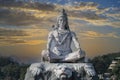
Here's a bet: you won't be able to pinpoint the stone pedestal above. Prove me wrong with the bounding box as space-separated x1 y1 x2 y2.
24 62 98 80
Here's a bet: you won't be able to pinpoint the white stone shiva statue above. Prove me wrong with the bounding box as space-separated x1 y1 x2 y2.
24 9 99 80
41 9 86 63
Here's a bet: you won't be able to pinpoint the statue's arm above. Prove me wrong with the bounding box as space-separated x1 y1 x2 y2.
47 32 53 51
71 32 81 50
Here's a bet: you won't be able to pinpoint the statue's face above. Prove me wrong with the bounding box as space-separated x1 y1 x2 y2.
58 16 66 29
54 65 72 79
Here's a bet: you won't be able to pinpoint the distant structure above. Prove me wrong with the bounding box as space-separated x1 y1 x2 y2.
100 57 120 80
108 57 120 71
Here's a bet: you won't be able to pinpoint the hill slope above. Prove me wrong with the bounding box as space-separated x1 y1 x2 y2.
0 52 120 79
92 52 120 74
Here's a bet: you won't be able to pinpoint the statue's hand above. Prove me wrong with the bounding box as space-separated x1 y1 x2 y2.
53 47 62 56
78 48 86 58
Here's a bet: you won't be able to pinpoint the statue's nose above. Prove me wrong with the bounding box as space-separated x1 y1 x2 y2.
61 68 66 72
61 21 64 24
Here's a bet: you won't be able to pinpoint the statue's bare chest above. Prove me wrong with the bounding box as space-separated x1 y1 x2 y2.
52 30 72 45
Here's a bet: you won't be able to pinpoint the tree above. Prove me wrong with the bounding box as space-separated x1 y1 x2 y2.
19 65 29 80
0 57 17 67
92 56 110 74
1 64 20 79
92 52 120 74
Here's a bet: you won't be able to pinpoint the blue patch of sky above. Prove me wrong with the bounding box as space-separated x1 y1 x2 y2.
0 24 17 29
19 0 120 8
91 26 120 35
73 19 114 33
77 24 120 35
71 19 120 35
73 19 88 24
49 0 120 8
80 0 120 7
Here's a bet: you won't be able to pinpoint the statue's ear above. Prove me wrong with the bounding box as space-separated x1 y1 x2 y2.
52 25 56 30
52 25 57 30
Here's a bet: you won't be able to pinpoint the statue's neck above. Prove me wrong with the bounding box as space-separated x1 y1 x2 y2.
58 28 66 31
58 28 68 34
58 27 65 30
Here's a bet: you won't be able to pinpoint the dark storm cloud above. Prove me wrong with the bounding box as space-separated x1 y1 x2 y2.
0 2 56 26
0 28 29 44
0 1 55 11
63 2 107 21
0 7 39 26
30 2 55 11
69 10 106 20
0 37 26 44
0 28 29 36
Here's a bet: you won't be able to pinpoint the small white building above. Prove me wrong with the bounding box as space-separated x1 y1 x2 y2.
108 57 120 70
106 57 120 80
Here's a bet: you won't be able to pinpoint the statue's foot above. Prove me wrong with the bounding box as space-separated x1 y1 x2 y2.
61 57 86 63
50 59 61 63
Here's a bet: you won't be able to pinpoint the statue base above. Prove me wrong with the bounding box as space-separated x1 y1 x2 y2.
24 62 99 80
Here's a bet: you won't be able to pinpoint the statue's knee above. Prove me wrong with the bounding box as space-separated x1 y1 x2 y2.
41 50 50 61
41 50 45 55
41 50 48 57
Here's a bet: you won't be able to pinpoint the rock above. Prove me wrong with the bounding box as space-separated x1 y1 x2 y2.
24 62 98 80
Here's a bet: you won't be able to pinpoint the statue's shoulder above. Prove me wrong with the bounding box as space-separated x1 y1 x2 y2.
70 31 76 37
48 30 58 37
48 31 54 38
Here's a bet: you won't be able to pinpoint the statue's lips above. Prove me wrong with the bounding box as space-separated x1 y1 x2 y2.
61 73 67 75
60 73 68 78
60 73 67 79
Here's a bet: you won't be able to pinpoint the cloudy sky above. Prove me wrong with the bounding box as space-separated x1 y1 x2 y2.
0 0 120 63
